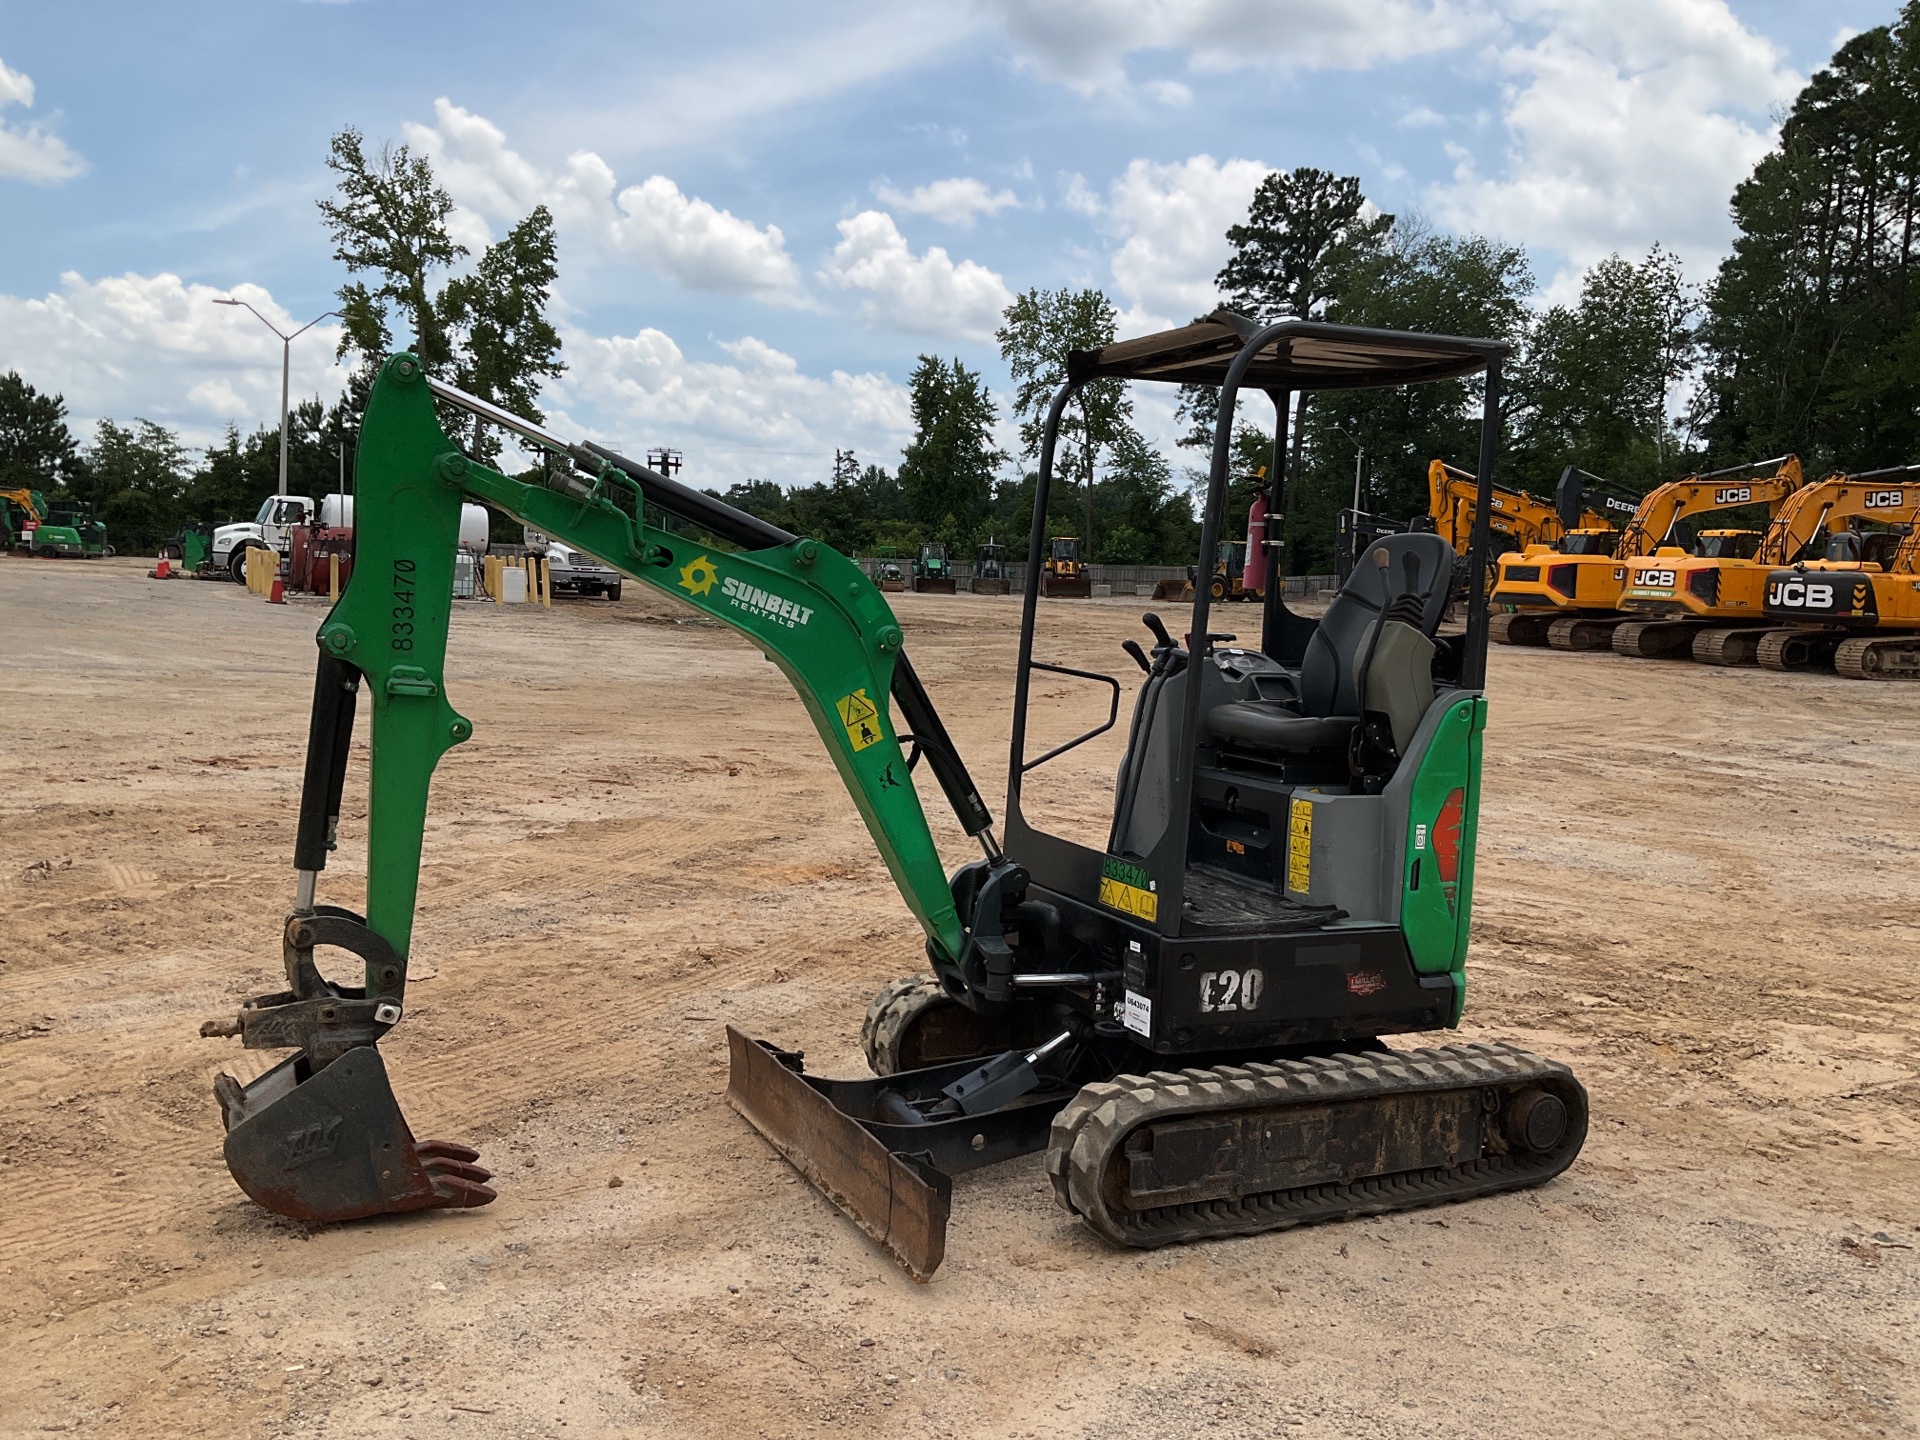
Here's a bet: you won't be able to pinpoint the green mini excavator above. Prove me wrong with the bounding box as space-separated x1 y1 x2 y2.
203 314 1587 1278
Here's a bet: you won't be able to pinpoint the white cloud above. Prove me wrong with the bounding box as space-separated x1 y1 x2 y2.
550 324 911 484
1089 155 1274 334
872 176 1020 227
1428 0 1799 282
0 55 85 183
978 0 1488 95
0 271 348 441
1400 105 1447 128
0 266 908 488
1059 171 1103 217
404 100 804 303
820 211 1015 339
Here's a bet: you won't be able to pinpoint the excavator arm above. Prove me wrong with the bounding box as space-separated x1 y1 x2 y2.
203 353 1002 1223
1615 455 1803 559
1425 460 1622 553
1752 463 1920 565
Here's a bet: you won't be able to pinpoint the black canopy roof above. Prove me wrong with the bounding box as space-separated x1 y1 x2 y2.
1067 309 1506 392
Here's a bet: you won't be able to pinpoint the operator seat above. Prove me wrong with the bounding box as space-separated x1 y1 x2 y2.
1208 532 1452 757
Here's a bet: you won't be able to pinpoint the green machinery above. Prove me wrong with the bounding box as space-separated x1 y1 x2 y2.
913 541 957 594
13 496 109 558
204 320 1586 1277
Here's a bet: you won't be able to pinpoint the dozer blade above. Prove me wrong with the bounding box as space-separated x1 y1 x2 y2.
726 1026 951 1280
214 1046 495 1223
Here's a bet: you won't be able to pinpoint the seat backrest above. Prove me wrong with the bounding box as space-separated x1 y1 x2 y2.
1361 622 1437 754
1297 533 1454 718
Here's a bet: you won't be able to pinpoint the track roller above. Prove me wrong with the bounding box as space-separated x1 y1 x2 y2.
1757 628 1841 672
1691 627 1763 666
1835 635 1920 680
1546 615 1624 651
1607 619 1697 659
1046 1043 1587 1249
1489 611 1554 646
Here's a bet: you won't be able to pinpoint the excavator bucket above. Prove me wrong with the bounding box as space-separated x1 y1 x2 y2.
726 1027 951 1280
214 1046 494 1223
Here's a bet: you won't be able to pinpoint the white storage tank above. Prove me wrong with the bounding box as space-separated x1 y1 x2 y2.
321 493 491 553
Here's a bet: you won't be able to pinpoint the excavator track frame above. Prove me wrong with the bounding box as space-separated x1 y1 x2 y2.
1046 1043 1586 1247
1692 626 1766 665
1835 634 1920 679
1546 614 1628 652
1757 627 1842 672
1607 618 1704 659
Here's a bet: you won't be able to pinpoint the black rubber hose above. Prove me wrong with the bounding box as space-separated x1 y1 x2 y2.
293 652 361 875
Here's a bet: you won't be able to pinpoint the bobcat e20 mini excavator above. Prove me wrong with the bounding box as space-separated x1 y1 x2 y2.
201 315 1587 1279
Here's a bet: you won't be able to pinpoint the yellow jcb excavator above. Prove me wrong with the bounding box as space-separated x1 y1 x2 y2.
1488 455 1806 649
1752 504 1920 678
1612 465 1920 662
1339 460 1632 592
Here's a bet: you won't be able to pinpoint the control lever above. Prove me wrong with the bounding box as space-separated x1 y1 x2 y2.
1121 639 1151 674
1140 612 1175 650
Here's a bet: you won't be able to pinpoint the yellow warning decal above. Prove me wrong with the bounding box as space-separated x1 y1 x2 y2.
1098 857 1159 921
836 689 883 752
1098 876 1159 921
1287 797 1313 894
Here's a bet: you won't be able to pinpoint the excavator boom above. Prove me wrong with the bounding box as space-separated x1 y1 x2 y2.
204 354 992 1223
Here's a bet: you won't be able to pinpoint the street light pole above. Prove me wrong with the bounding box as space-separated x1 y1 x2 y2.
213 299 339 498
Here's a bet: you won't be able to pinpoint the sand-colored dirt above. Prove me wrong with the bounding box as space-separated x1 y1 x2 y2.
1 556 1915 1440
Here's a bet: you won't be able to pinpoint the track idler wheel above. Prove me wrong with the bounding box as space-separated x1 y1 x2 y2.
214 1047 494 1223
1692 627 1762 665
1488 611 1554 646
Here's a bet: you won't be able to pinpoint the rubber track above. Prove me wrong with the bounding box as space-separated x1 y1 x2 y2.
1046 1043 1587 1249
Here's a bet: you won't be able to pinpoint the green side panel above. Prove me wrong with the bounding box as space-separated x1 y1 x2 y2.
1400 694 1487 1010
324 353 964 983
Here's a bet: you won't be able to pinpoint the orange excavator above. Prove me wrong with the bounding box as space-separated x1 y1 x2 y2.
1338 460 1633 592
1612 465 1920 661
1488 455 1806 649
1755 511 1920 678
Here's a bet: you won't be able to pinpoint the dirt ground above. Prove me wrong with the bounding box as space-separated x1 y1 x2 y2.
2 555 1916 1440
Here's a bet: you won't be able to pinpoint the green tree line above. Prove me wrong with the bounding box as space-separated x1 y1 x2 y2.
9 9 1918 564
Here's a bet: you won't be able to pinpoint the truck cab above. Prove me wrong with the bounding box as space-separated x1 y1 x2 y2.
214 495 316 581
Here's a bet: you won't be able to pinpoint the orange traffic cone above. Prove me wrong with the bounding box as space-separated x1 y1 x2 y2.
152 557 171 579
269 576 286 604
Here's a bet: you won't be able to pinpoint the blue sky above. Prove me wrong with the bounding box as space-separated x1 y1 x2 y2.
0 0 1898 486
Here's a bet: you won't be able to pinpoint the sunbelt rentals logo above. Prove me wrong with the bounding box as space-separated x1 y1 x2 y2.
677 554 815 629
